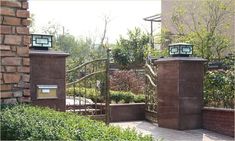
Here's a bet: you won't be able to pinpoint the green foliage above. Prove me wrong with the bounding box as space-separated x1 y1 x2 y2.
54 34 108 83
221 54 235 70
38 21 108 83
169 0 233 61
134 95 146 103
55 34 107 67
67 87 145 103
169 0 235 109
68 87 104 102
145 45 168 59
204 68 234 108
55 34 105 83
1 104 153 140
112 28 150 69
56 35 93 62
110 91 135 103
159 28 173 49
174 29 232 61
109 92 123 103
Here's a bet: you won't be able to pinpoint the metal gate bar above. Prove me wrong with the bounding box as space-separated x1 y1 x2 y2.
144 59 158 123
66 49 110 125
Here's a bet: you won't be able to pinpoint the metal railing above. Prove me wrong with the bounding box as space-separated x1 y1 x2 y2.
144 59 158 114
66 49 110 125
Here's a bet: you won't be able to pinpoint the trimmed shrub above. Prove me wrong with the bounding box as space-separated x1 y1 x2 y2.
1 104 153 140
134 95 145 103
110 92 123 103
110 91 135 103
67 87 145 103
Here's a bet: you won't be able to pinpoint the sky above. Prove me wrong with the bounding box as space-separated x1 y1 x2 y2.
29 0 161 44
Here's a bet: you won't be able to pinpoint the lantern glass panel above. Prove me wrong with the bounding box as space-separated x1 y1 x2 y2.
169 43 193 57
169 46 179 55
31 34 52 49
181 45 192 54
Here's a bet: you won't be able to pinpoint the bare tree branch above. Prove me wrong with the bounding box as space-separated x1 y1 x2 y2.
100 15 111 48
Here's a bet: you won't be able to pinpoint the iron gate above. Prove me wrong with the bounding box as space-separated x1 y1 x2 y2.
66 50 110 125
144 58 158 123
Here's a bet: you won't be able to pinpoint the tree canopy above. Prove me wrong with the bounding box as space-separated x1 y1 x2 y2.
166 0 234 61
112 28 150 69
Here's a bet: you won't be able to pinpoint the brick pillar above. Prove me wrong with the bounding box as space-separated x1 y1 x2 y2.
30 50 69 111
155 57 206 130
0 0 30 104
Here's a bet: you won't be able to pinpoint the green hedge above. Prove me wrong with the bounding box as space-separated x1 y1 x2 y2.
204 69 234 108
67 87 145 103
1 104 153 140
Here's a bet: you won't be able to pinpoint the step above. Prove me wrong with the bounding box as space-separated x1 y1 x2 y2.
66 108 101 112
89 114 106 121
66 108 103 115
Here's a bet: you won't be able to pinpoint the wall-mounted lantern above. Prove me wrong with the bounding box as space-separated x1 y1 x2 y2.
169 43 193 57
31 34 52 50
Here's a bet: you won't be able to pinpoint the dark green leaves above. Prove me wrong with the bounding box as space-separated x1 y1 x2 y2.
1 104 153 140
112 28 150 69
204 68 234 108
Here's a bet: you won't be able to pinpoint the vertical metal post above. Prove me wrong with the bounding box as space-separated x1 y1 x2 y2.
144 78 148 111
73 83 76 113
84 65 87 114
78 83 81 113
105 48 111 125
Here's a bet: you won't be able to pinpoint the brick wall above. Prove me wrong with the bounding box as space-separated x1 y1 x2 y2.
0 0 30 104
110 103 145 122
202 107 234 137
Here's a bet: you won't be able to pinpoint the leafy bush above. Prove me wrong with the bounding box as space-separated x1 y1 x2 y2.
110 70 145 94
110 91 135 103
110 92 123 103
1 104 153 140
204 69 234 108
134 95 145 103
112 28 149 69
67 87 145 103
67 87 104 102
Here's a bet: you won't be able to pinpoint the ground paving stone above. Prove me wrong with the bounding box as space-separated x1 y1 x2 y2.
112 121 234 141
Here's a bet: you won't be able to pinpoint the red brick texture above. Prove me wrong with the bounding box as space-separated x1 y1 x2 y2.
110 103 145 122
30 51 69 111
202 107 234 137
0 0 30 104
155 58 206 130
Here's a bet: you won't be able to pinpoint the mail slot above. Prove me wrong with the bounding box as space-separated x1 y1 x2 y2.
37 85 58 99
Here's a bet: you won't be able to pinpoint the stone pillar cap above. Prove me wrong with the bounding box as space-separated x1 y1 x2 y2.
155 57 207 64
29 49 69 57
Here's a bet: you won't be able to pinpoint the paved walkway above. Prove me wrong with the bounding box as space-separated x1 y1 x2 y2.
111 121 234 141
